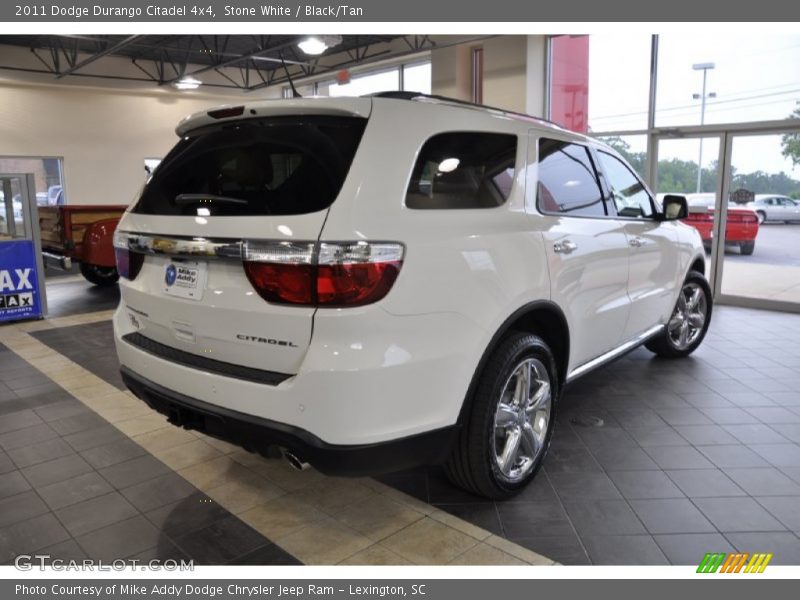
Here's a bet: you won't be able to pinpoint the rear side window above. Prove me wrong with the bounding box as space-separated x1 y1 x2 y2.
133 116 366 217
406 132 517 209
537 138 605 217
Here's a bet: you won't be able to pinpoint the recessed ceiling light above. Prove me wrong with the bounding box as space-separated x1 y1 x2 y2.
297 35 343 56
173 76 202 90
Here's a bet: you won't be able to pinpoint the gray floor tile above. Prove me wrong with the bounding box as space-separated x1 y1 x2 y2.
76 515 161 561
64 425 127 453
0 470 31 500
674 425 740 446
547 471 622 500
607 470 684 499
629 498 716 534
37 471 113 510
120 472 196 512
6 438 75 469
657 408 713 426
699 407 755 425
0 409 43 434
562 499 646 536
722 424 789 445
725 468 800 496
665 469 746 498
770 424 800 444
97 455 172 490
627 426 689 447
80 438 147 469
0 452 13 475
755 496 800 531
589 445 659 471
0 423 58 451
34 400 91 423
750 444 800 468
0 491 50 528
514 534 590 565
654 533 736 566
724 531 800 565
145 492 242 537
49 412 109 436
38 539 88 562
172 515 270 564
0 513 71 563
582 534 669 565
696 445 770 468
694 497 786 533
55 492 139 537
747 408 800 425
21 454 94 488
497 500 574 538
644 446 715 470
540 446 602 473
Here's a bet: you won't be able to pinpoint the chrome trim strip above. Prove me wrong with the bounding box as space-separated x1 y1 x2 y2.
119 232 245 260
566 324 664 383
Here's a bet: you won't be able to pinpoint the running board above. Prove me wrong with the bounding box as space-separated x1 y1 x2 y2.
565 324 664 384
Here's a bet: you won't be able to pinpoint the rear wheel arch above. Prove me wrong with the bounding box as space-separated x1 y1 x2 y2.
456 301 570 429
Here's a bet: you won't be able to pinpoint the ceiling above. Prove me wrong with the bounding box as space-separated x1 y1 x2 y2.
0 35 437 91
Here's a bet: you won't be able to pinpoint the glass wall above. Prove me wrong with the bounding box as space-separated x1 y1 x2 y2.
286 60 431 98
0 157 65 205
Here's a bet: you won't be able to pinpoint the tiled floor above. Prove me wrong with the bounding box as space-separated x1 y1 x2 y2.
1 313 549 566
3 302 800 566
380 307 800 565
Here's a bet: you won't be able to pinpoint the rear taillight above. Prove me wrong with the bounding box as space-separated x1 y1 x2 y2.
727 212 758 224
112 231 144 280
243 241 404 307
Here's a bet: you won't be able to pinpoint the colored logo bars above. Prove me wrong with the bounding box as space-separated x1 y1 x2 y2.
697 552 773 573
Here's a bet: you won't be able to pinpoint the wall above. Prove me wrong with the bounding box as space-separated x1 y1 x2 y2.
0 81 277 206
431 35 547 117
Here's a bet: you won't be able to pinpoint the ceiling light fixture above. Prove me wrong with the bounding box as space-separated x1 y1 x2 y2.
297 35 342 56
173 76 202 90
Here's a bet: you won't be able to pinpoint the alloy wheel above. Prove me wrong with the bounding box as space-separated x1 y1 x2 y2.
668 282 708 350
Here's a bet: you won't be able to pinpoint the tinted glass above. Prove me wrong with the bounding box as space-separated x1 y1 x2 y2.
597 150 655 218
133 116 366 217
406 132 517 209
537 139 605 216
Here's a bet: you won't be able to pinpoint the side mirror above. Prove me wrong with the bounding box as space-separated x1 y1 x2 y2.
660 194 688 221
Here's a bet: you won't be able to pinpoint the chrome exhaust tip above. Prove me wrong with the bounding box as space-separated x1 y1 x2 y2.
283 451 310 471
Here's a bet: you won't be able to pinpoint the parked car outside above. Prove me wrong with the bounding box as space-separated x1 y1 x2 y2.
747 194 800 224
112 93 711 498
681 193 759 255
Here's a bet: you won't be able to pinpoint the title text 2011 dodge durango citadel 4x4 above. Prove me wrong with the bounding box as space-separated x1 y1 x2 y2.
113 93 711 498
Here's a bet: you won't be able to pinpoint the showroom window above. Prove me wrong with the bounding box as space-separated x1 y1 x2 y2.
406 132 517 209
288 60 431 97
0 157 66 205
536 138 605 217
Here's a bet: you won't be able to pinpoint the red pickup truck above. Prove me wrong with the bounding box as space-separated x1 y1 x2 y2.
39 205 128 285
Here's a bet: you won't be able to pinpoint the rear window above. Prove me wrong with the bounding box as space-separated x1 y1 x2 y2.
406 132 517 209
537 138 606 217
133 116 366 217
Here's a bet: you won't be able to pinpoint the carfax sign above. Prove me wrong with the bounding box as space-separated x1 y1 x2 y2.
0 240 43 322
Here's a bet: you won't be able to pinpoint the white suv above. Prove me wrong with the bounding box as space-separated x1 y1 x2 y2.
112 93 711 498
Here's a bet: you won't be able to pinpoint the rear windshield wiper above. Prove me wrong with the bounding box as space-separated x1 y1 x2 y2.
174 193 248 206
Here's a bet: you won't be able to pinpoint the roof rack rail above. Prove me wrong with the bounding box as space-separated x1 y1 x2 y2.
369 91 563 129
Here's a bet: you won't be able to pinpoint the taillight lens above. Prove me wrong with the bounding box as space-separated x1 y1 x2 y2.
113 231 144 280
243 241 404 307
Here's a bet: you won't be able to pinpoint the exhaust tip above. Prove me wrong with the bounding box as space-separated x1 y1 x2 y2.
283 451 310 471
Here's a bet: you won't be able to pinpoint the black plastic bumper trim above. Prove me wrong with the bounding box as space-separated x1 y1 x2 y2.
121 332 291 386
120 366 456 477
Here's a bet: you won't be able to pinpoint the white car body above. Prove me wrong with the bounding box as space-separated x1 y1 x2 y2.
748 194 800 223
112 95 706 479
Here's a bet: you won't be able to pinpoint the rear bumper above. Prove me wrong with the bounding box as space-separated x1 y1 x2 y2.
121 366 455 476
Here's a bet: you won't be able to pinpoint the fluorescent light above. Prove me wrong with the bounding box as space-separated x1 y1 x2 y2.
297 35 342 56
173 76 202 90
298 37 328 55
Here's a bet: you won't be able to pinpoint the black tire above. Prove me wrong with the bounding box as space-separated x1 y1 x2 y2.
756 211 766 224
740 240 755 255
645 270 712 358
445 332 559 499
79 262 119 286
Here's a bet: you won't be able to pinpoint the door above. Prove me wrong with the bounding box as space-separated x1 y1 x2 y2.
528 135 631 370
594 149 680 339
0 173 47 321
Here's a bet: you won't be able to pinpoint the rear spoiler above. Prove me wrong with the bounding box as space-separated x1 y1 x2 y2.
175 97 373 136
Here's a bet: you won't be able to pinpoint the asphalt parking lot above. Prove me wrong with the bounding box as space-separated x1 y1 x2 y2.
723 224 800 267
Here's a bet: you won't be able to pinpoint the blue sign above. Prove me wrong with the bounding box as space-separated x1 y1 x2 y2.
0 240 43 323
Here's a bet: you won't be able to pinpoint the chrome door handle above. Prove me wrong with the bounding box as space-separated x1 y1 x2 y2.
553 240 578 254
629 237 645 248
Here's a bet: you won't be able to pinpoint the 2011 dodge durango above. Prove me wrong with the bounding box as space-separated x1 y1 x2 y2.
113 93 712 498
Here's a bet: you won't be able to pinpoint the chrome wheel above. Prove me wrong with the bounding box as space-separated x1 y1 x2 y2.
668 282 708 350
492 358 552 483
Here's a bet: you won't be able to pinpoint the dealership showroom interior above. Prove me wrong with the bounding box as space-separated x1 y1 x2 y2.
1 33 800 568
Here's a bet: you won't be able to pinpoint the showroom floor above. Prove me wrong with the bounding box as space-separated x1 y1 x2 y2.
1 278 799 565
